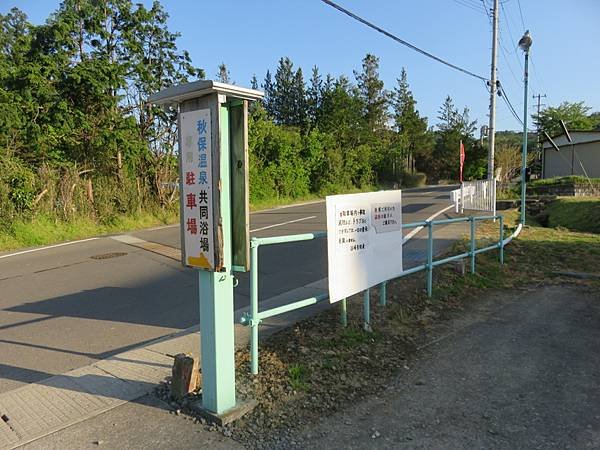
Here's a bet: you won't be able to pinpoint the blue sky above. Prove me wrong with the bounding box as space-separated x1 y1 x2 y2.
3 0 599 131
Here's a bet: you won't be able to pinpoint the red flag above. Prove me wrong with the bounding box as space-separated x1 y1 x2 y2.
459 140 465 183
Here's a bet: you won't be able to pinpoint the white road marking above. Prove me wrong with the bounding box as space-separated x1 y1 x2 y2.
250 199 325 214
403 204 455 243
139 223 179 232
250 216 317 233
0 237 99 259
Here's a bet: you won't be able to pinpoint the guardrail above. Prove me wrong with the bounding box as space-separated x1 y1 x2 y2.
240 214 505 374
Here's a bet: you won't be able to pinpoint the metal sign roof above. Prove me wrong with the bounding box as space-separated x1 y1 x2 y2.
148 80 264 106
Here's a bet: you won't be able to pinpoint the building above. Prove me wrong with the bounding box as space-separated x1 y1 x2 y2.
542 130 600 178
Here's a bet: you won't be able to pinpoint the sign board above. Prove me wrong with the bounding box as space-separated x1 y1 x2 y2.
180 108 216 271
326 190 403 303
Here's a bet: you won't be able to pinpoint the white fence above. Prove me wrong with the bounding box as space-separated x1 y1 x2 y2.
450 178 496 214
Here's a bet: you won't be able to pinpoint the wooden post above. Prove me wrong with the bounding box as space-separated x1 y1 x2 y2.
170 353 201 401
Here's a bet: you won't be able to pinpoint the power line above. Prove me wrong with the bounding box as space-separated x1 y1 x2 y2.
529 55 552 105
501 91 523 126
481 0 492 23
319 0 488 82
451 0 487 15
497 81 533 130
500 2 519 52
516 0 526 30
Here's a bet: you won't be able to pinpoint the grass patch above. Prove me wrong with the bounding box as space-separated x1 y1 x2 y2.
249 194 323 212
0 209 178 252
529 176 600 187
2 185 386 252
288 364 310 391
249 185 383 212
543 197 600 233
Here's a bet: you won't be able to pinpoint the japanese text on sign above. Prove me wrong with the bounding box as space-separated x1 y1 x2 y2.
180 109 215 270
335 207 369 254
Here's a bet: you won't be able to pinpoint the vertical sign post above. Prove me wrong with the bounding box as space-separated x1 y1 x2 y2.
149 81 263 418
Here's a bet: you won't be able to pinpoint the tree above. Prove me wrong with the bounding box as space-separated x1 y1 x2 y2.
291 67 307 129
262 70 274 117
354 53 388 134
494 143 535 182
533 101 599 135
306 65 322 127
272 56 295 126
0 1 205 212
250 74 258 90
431 95 481 181
392 68 430 176
271 57 306 128
217 62 231 83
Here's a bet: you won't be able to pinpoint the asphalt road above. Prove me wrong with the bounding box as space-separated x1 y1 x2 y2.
0 185 462 393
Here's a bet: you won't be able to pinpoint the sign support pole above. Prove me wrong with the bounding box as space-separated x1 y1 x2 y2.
149 80 264 421
199 103 236 414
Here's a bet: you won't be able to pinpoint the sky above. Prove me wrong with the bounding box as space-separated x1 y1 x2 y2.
2 0 599 132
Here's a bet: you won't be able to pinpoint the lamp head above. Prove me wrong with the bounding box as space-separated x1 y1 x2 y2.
518 30 532 52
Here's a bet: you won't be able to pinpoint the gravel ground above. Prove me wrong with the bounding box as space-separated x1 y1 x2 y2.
157 278 600 449
291 284 600 449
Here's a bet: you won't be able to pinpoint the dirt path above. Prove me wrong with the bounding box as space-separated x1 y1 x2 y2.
291 285 600 449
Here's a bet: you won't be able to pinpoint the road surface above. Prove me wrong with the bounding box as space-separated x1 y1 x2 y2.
0 185 462 393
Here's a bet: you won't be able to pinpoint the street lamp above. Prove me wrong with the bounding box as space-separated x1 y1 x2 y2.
518 30 532 225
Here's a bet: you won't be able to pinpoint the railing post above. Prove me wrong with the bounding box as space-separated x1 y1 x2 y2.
363 289 371 332
427 221 433 297
470 216 476 274
340 298 347 327
250 239 260 375
499 215 504 265
379 282 387 306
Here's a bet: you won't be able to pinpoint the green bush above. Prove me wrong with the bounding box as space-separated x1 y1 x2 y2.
530 176 600 187
402 172 427 188
546 198 600 233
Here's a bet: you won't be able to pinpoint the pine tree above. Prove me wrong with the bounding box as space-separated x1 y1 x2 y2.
432 95 479 180
392 68 429 174
250 74 258 90
272 56 295 125
217 62 231 83
262 69 275 118
354 53 388 134
292 66 307 128
306 65 322 128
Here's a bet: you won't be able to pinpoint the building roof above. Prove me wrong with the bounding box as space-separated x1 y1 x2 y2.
542 130 600 149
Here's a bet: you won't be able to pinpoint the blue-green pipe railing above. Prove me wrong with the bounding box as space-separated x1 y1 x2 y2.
240 213 506 374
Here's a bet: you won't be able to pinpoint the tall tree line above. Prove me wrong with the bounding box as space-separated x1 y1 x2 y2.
0 1 487 226
0 2 202 225
249 53 485 201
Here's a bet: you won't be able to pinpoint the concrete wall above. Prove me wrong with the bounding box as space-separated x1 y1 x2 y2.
543 141 600 178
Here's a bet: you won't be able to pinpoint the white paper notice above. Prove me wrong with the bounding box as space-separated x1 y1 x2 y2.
180 109 215 271
326 190 403 303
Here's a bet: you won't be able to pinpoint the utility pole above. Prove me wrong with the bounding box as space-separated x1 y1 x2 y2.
533 93 546 146
487 0 499 180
